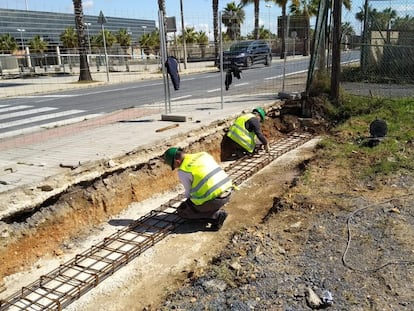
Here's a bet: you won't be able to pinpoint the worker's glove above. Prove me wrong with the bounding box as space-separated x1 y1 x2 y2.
265 144 270 154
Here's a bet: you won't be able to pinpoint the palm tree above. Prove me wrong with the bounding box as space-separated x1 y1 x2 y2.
0 34 18 54
222 2 246 41
28 35 48 66
60 27 78 51
115 28 132 70
95 29 117 49
158 0 167 46
213 0 219 59
115 28 132 53
138 30 160 56
197 31 209 58
247 25 273 39
240 0 260 39
289 0 318 56
269 0 288 58
72 0 92 81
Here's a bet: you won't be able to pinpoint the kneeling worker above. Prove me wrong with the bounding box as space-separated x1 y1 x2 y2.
221 107 270 161
163 147 234 230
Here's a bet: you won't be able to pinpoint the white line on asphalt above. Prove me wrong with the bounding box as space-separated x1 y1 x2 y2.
181 77 195 81
171 95 192 101
13 95 77 98
0 113 102 139
207 88 221 92
81 83 164 96
265 69 308 80
0 110 84 129
0 107 57 120
235 82 249 87
0 105 32 113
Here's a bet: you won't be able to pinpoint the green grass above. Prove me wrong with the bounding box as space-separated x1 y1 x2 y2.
318 95 414 178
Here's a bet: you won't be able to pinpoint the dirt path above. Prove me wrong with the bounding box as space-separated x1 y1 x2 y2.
1 137 318 311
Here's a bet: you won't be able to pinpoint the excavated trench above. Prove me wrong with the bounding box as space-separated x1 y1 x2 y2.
0 100 327 287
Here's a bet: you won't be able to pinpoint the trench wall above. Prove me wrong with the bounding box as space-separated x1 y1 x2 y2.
0 103 312 280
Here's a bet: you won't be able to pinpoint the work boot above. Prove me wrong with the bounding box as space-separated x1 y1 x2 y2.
211 210 228 231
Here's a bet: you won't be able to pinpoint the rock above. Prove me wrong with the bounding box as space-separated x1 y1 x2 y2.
107 159 117 168
0 278 6 293
38 185 53 191
203 279 227 292
305 287 323 309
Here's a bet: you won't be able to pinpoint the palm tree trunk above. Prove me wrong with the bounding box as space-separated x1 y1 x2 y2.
73 0 92 81
213 0 219 59
280 5 286 59
254 0 259 39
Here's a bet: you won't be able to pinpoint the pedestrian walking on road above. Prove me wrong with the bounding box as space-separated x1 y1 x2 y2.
221 107 270 161
163 147 233 230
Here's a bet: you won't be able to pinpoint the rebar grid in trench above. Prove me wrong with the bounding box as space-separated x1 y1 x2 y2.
0 132 313 311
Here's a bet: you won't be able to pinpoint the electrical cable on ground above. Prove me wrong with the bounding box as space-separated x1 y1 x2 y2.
342 193 414 273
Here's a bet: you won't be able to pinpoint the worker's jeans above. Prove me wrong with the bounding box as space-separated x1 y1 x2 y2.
177 193 231 221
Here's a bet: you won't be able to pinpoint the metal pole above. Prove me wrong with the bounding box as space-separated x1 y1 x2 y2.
219 11 224 110
142 26 147 70
85 23 92 55
101 23 110 82
180 0 187 69
265 4 272 32
159 10 171 114
17 28 26 52
331 0 342 103
282 15 290 92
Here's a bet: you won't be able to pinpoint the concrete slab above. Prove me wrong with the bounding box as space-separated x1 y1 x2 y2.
161 114 193 122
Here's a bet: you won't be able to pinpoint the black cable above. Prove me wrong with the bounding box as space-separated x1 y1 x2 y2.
342 193 414 272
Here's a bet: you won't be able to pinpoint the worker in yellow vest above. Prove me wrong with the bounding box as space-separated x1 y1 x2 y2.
163 147 234 230
221 107 270 161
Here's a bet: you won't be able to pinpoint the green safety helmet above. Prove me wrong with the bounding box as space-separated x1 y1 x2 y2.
253 107 266 122
163 147 180 170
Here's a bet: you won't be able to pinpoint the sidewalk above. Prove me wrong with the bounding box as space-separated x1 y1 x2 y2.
0 61 281 219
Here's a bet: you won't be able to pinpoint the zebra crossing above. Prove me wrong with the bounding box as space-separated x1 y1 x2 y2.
0 103 102 139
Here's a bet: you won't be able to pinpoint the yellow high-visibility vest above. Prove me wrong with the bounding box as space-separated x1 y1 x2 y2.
227 113 256 153
179 152 233 206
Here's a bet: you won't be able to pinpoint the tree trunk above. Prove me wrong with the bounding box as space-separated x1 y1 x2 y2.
73 0 92 81
213 0 219 59
280 6 287 59
254 0 259 40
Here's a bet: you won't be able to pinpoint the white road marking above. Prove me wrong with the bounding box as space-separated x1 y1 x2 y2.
0 105 32 113
0 110 84 129
13 94 77 98
0 107 57 120
171 95 192 101
0 113 102 139
265 69 308 80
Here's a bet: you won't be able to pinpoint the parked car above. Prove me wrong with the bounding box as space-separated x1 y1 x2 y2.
216 40 272 69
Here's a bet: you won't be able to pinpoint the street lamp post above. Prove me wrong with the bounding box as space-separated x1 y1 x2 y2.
85 22 92 55
17 28 26 53
265 4 272 34
98 10 109 82
141 25 147 65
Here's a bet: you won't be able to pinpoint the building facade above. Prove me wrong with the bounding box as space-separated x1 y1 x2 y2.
0 8 156 52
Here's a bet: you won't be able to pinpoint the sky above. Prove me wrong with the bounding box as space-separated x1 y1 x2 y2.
1 0 413 37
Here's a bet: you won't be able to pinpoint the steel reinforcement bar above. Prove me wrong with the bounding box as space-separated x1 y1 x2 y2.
0 132 313 311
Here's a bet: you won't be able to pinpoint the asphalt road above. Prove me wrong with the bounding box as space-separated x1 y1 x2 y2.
0 51 359 139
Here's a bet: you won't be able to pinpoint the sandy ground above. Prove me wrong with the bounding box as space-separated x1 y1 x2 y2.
1 138 319 311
